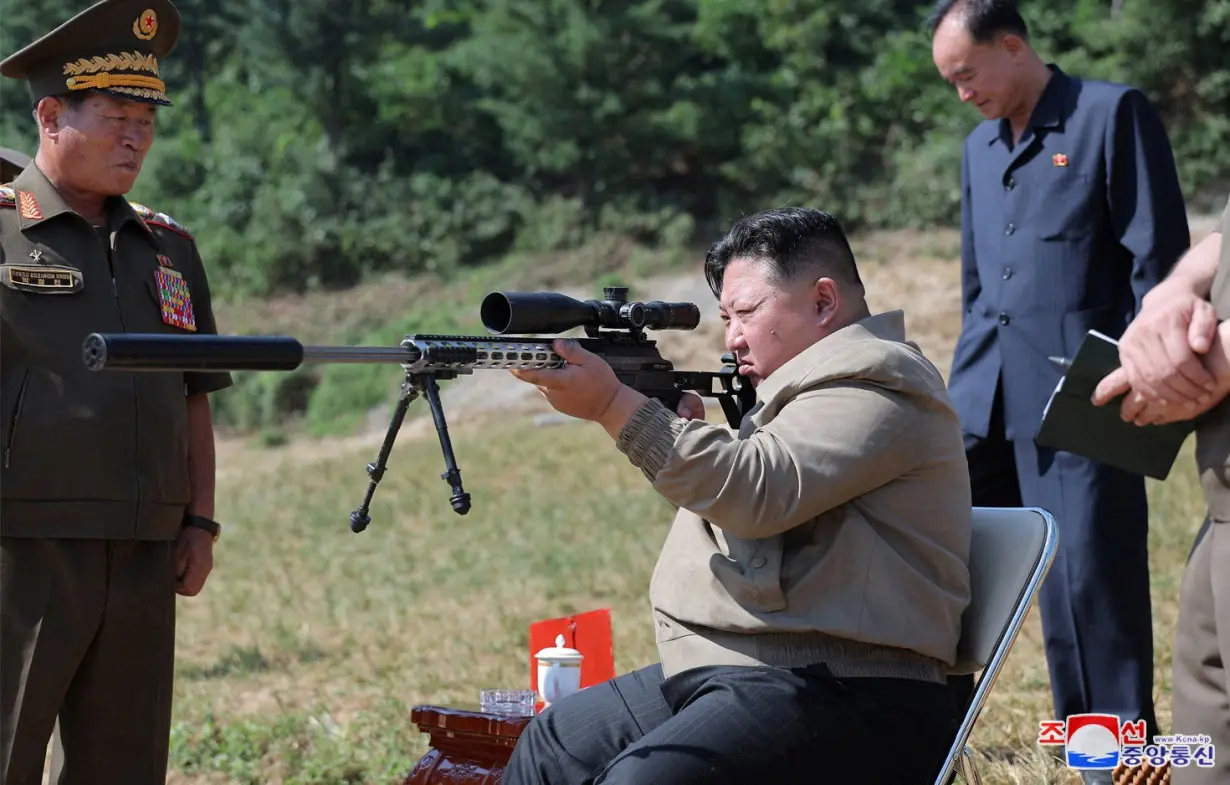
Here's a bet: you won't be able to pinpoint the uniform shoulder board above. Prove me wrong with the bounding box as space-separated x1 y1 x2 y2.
129 200 193 240
0 185 14 209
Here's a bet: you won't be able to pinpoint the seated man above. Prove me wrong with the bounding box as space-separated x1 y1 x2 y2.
505 206 973 784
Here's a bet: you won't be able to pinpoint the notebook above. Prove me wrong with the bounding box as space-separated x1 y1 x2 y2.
1036 330 1195 480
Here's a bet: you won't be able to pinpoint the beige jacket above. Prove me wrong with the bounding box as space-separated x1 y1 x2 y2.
615 310 972 681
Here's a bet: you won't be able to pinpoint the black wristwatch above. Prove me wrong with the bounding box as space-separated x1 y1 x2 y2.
183 512 221 542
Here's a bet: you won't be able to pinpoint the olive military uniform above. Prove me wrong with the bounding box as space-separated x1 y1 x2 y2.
1172 196 1230 784
0 166 230 538
0 1 232 783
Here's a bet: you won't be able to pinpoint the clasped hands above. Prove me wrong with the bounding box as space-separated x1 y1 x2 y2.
509 339 705 434
1091 283 1225 425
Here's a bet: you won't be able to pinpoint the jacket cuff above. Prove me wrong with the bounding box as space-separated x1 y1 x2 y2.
615 398 686 480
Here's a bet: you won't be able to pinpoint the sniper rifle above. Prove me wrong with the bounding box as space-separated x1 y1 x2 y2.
80 286 756 532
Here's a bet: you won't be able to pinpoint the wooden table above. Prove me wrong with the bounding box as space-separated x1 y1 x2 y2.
403 705 533 785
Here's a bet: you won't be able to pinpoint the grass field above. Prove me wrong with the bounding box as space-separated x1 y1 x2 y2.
110 226 1222 783
165 414 1208 785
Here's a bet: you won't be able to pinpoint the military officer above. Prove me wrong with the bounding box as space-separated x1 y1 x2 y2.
927 0 1190 776
1092 197 1230 785
0 1 233 783
0 147 31 183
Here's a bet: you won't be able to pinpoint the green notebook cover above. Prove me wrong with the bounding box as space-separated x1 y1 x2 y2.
1036 330 1195 480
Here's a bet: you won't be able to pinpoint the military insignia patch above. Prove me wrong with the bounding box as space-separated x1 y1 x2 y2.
150 210 191 237
1052 153 1069 167
154 267 196 331
0 264 84 294
17 191 42 220
0 186 14 209
156 254 173 268
133 9 158 40
130 201 194 239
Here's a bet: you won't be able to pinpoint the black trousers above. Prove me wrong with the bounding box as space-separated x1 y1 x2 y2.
503 662 960 785
959 384 1157 738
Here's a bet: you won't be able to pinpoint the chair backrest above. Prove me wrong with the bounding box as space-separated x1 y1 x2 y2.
935 506 1059 785
951 506 1058 674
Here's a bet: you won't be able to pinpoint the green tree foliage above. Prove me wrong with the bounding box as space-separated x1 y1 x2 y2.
2 0 1227 301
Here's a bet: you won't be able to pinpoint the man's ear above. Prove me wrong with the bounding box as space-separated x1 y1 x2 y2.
1000 33 1028 60
813 277 841 327
35 97 66 139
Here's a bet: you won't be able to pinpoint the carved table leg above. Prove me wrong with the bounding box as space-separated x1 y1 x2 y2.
404 706 532 785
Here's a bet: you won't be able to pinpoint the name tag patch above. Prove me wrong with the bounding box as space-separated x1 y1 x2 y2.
0 264 84 294
154 267 196 331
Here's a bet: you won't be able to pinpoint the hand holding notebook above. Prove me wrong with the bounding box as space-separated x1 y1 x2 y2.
1036 330 1195 480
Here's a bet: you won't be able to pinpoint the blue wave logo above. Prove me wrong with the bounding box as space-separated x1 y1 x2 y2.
1065 717 1123 770
1067 750 1119 769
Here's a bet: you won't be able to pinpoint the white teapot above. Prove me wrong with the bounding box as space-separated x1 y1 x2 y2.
535 633 584 708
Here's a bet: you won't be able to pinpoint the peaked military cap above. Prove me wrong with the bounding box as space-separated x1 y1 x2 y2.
0 147 31 183
0 0 181 106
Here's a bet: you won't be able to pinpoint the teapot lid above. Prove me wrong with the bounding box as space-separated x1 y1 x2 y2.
534 633 584 664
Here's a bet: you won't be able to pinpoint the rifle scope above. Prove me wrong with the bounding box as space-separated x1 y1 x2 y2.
480 286 700 336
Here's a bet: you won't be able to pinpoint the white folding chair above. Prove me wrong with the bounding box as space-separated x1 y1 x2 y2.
933 506 1060 785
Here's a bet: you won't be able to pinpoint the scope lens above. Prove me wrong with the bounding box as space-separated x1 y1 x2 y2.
480 293 514 334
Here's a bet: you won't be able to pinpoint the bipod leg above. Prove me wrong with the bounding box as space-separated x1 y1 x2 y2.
349 376 419 532
420 375 471 515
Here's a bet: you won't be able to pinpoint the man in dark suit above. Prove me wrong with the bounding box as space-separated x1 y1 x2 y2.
927 0 1189 779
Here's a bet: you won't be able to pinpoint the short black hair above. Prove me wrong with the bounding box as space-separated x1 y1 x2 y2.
703 207 863 299
926 0 1029 43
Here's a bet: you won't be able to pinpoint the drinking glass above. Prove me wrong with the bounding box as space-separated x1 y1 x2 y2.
479 688 537 717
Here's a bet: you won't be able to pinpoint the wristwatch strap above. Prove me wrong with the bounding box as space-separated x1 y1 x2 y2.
183 512 221 542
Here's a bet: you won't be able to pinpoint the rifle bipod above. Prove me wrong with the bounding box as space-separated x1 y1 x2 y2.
349 370 471 533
